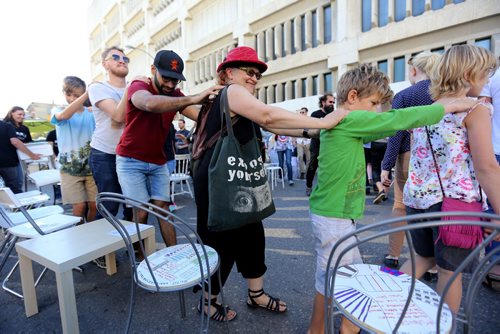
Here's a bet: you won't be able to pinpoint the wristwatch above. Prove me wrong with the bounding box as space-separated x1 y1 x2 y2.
302 129 310 138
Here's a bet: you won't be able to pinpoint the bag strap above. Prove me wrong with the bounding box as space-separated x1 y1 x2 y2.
425 126 482 201
219 85 256 139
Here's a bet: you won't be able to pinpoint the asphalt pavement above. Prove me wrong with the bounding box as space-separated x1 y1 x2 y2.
0 179 498 333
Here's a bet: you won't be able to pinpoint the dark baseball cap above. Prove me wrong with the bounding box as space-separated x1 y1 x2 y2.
153 50 186 81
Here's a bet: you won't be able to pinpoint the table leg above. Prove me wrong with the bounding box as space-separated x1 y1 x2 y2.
144 234 156 256
105 252 117 276
55 270 79 334
19 254 38 317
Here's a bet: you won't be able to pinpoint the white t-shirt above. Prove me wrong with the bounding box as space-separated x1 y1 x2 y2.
480 68 500 155
88 81 125 154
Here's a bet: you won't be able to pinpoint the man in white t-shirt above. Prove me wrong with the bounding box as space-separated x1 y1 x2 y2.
88 46 131 268
480 65 500 289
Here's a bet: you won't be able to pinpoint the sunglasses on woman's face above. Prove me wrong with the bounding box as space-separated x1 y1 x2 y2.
106 54 130 64
238 67 262 80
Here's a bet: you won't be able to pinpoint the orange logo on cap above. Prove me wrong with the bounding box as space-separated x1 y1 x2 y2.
170 59 178 71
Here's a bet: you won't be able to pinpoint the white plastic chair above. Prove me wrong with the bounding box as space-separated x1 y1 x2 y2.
170 154 194 202
0 187 81 298
17 142 61 199
264 162 284 190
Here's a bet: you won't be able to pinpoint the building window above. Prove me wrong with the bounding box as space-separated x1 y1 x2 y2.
394 0 406 22
475 37 491 50
324 5 332 43
312 10 318 48
378 60 388 74
291 18 296 54
281 83 286 102
281 23 286 57
301 78 307 97
378 0 389 27
362 0 372 32
312 75 318 95
412 0 426 16
324 73 332 93
300 15 306 51
292 80 297 99
393 56 405 82
431 47 445 54
431 0 446 10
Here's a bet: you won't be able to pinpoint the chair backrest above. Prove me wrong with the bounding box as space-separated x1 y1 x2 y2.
174 154 190 175
325 211 500 334
17 141 56 169
0 187 22 209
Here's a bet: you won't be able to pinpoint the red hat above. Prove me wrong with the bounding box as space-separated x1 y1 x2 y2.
217 46 268 73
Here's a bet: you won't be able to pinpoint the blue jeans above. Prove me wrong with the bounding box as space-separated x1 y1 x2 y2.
89 148 131 219
485 154 500 262
277 149 293 181
116 155 170 203
0 166 22 193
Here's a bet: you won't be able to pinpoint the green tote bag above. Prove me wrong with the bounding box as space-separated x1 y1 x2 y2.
207 87 275 231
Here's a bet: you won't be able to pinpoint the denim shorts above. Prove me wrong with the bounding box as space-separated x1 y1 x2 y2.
116 155 170 203
407 203 477 272
310 213 363 295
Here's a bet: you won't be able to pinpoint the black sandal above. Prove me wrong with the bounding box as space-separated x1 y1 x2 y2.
197 297 237 322
247 288 287 313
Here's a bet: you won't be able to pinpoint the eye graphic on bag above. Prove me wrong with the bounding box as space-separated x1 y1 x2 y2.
232 184 273 213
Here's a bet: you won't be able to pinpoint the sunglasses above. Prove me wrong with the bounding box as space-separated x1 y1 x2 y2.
238 67 262 80
106 54 130 64
161 76 180 85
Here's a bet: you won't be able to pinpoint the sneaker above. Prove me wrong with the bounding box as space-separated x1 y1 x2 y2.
373 190 387 204
306 187 312 196
289 180 294 186
169 203 177 212
423 271 438 283
383 254 399 268
92 256 106 269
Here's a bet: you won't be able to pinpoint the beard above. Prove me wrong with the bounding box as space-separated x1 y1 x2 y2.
109 66 129 78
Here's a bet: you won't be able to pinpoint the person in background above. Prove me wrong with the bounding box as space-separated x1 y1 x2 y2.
305 93 335 196
379 51 440 269
479 61 500 290
175 119 190 155
51 76 97 224
275 135 295 186
296 107 311 179
4 106 33 191
0 120 41 193
46 129 59 156
400 45 500 314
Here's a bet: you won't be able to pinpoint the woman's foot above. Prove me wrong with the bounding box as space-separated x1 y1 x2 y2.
198 297 237 322
247 288 287 313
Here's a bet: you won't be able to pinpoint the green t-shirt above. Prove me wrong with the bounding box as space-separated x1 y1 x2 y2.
309 104 445 219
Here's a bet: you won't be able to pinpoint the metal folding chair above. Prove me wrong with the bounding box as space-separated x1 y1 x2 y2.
325 211 500 334
95 192 222 333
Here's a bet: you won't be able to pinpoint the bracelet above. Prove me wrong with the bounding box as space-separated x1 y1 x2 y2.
302 129 310 138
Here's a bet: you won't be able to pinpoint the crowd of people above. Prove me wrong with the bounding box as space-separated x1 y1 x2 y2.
1 43 499 333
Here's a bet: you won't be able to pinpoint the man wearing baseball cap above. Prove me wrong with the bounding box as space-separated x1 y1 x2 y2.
115 49 223 247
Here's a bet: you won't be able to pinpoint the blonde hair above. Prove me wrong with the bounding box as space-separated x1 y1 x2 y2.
409 51 441 76
430 45 498 100
336 63 392 106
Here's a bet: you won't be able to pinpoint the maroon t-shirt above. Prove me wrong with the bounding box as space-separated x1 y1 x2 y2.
116 80 184 164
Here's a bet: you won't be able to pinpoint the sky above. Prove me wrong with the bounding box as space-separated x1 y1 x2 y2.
0 1 92 118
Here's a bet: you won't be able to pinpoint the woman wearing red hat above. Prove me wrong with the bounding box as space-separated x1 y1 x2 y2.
193 46 348 322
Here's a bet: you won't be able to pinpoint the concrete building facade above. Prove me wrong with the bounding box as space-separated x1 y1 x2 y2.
87 0 500 103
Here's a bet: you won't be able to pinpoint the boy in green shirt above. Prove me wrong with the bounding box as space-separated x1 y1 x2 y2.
307 64 477 334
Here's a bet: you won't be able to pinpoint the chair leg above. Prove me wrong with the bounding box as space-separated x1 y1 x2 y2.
178 290 186 319
0 235 17 273
171 182 176 203
2 261 49 299
186 180 194 199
